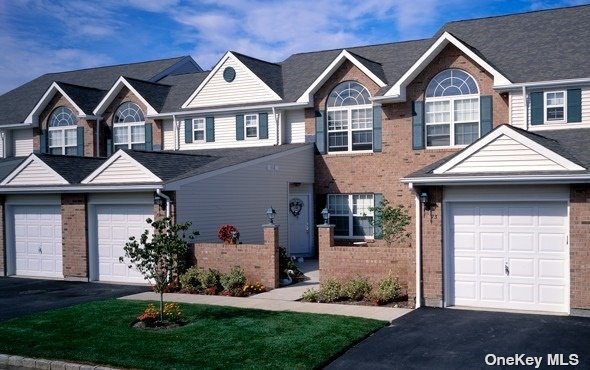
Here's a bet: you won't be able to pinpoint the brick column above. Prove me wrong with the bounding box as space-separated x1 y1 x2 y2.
570 185 590 312
61 194 88 280
0 197 5 276
421 187 444 308
317 224 334 284
263 224 280 288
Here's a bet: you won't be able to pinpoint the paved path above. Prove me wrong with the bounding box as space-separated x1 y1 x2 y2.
122 260 411 322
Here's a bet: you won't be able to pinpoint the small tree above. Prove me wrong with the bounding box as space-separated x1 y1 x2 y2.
121 217 198 321
370 198 411 244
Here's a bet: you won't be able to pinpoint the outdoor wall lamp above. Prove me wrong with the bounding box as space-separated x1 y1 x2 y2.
321 207 330 225
154 194 163 205
419 192 437 222
266 207 276 224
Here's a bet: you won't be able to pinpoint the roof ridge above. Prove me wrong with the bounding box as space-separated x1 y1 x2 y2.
230 51 282 67
346 51 383 66
55 81 106 91
43 56 189 77
443 3 590 26
283 38 432 59
122 76 172 87
507 124 560 144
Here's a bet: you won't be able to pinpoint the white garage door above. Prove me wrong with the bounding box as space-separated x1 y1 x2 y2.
96 204 153 283
448 202 568 313
13 205 62 278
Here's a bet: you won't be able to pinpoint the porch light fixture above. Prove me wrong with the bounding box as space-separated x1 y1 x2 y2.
266 207 276 224
419 191 437 220
321 208 330 225
419 192 429 205
154 194 163 205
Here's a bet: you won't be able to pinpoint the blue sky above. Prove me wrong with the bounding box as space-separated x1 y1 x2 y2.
0 0 587 94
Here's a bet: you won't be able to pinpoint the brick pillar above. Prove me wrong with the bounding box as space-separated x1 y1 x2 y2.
317 224 334 284
263 224 280 288
82 119 96 157
421 187 444 308
0 197 5 276
570 185 590 311
61 194 88 280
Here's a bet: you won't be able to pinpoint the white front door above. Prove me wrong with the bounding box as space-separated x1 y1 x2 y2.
288 194 312 256
95 204 153 283
13 205 63 278
447 202 569 313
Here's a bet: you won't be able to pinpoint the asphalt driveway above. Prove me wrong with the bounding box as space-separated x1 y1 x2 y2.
326 307 590 369
0 277 148 321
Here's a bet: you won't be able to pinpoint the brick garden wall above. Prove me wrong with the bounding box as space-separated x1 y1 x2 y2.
190 226 279 289
61 194 88 279
569 185 590 310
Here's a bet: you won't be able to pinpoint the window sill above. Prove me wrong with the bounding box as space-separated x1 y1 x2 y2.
322 151 375 158
529 122 588 131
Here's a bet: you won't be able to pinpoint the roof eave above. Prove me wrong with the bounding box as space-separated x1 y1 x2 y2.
403 173 590 186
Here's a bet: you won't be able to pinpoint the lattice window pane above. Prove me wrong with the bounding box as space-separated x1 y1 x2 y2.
426 124 450 146
49 107 76 127
327 82 371 107
426 69 479 98
454 98 479 122
64 128 77 146
426 101 451 124
130 125 145 143
328 132 348 151
351 108 372 129
113 126 128 144
455 122 479 145
353 216 374 237
114 102 144 123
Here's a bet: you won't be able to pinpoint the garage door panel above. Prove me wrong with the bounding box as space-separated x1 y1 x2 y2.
449 201 568 313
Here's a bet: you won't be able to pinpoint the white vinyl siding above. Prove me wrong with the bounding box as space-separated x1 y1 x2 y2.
582 87 590 122
445 134 569 173
12 129 33 157
285 109 305 144
186 57 280 108
509 91 526 129
4 160 67 185
177 111 277 150
173 146 314 247
87 156 158 184
162 119 175 150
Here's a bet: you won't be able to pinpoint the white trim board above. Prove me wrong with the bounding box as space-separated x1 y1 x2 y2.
433 125 585 174
24 82 87 125
182 52 282 109
1 154 68 186
296 50 387 104
383 32 511 100
81 150 162 184
93 76 158 116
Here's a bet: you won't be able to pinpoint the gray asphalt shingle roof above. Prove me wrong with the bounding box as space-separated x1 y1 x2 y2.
57 83 106 115
124 77 171 112
232 52 284 97
38 154 107 183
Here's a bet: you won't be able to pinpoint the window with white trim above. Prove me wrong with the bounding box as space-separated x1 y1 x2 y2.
193 118 206 142
245 114 258 139
113 102 145 150
425 69 480 147
328 194 374 238
545 91 566 122
48 106 77 155
327 81 373 152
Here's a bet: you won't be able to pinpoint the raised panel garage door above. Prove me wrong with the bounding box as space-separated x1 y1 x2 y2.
13 205 62 278
448 202 568 313
96 204 153 284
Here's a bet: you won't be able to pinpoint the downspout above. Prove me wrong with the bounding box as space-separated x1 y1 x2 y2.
522 85 528 131
0 131 5 158
172 114 178 151
272 106 280 145
95 117 101 156
156 189 172 218
408 182 422 308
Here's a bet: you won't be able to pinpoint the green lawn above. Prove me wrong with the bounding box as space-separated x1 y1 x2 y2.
0 300 385 369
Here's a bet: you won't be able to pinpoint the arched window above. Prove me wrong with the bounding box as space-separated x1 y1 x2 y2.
48 106 77 155
425 69 480 147
326 81 373 152
113 102 145 150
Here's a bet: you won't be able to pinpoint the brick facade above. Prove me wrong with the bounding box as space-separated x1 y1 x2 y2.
310 44 509 306
191 225 280 289
61 194 88 279
569 185 590 310
0 197 4 276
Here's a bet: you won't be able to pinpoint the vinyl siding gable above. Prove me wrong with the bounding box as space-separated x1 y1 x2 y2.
3 159 67 185
86 155 159 184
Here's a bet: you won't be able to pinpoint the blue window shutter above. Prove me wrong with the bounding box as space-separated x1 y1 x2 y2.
184 118 193 143
412 101 425 150
567 88 582 123
144 123 153 151
259 113 269 139
206 117 215 142
480 95 493 136
315 110 326 154
107 139 113 156
76 127 84 156
530 92 544 125
236 114 245 141
40 129 47 154
372 106 382 152
373 193 384 239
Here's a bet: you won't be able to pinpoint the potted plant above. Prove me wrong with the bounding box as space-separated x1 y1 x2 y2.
218 224 239 244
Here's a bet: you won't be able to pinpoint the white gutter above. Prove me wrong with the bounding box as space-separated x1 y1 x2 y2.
371 94 402 103
272 106 281 145
0 184 162 194
147 101 308 119
0 122 32 129
523 85 528 131
402 174 590 185
172 114 178 151
408 183 422 308
495 77 590 91
156 188 172 218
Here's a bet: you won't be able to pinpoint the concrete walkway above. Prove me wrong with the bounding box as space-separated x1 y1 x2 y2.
121 260 411 322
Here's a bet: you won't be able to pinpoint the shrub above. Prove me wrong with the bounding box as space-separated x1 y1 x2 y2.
163 302 183 322
317 279 344 303
371 274 401 305
137 303 159 323
242 281 266 295
301 288 320 302
179 267 202 292
278 246 300 278
370 199 411 244
220 266 247 295
342 276 372 301
199 268 221 290
218 224 239 243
